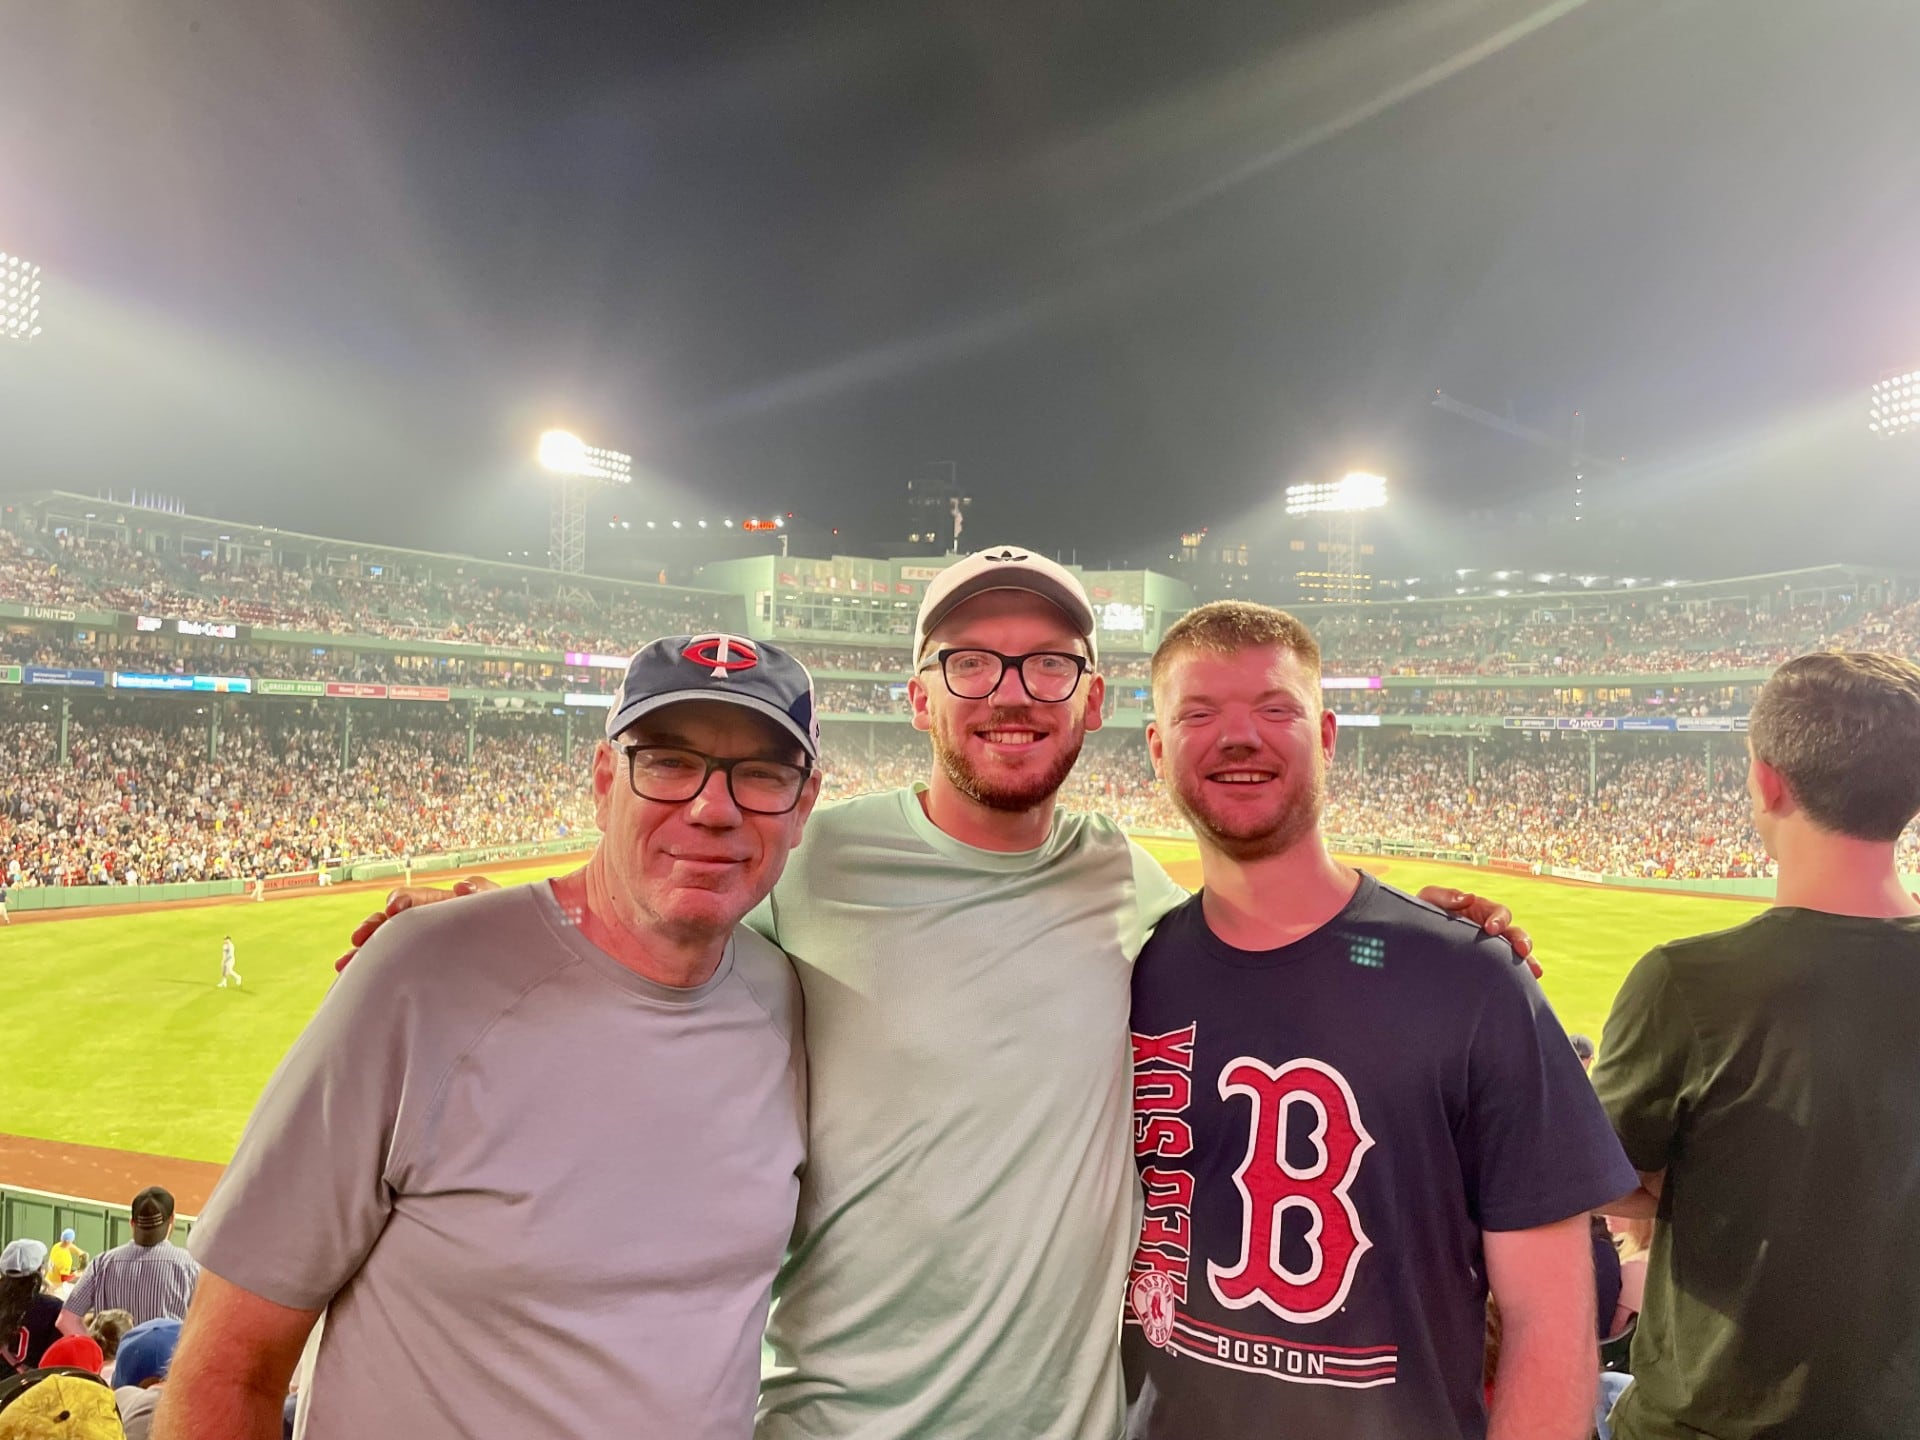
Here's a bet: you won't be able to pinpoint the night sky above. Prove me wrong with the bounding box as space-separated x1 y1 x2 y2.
3 0 1917 578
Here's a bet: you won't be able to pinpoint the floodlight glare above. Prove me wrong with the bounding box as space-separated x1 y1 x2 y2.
1284 471 1389 515
1869 370 1920 436
537 429 633 482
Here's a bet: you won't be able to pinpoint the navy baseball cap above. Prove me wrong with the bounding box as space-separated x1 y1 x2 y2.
605 634 819 761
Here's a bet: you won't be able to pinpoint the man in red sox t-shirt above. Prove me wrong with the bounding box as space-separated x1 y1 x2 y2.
1123 603 1634 1440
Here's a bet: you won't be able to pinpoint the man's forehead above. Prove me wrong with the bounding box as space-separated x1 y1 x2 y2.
1161 644 1317 693
623 699 788 747
928 590 1087 649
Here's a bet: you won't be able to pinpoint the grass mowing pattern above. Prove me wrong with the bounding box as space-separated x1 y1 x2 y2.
0 844 1764 1166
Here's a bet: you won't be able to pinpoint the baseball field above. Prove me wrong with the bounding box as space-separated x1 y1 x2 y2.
0 841 1766 1207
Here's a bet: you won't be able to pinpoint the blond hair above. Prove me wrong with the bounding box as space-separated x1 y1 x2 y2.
1150 600 1321 709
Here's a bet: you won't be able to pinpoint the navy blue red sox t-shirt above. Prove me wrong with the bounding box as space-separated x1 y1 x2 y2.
1123 875 1635 1440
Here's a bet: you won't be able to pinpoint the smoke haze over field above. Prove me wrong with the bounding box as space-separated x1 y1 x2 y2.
2 0 1917 575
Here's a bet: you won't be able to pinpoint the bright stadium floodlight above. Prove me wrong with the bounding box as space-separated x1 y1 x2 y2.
1 249 45 343
537 428 634 578
1284 471 1389 515
1286 472 1388 608
1868 369 1920 436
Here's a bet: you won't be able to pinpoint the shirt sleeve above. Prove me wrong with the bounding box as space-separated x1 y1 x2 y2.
61 1258 100 1317
1460 946 1640 1232
1590 946 1695 1173
187 921 439 1311
1127 841 1191 956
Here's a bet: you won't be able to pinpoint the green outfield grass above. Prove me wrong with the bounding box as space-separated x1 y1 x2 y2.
0 844 1766 1167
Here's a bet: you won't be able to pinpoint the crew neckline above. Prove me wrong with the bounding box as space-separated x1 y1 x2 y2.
1184 870 1380 970
531 879 737 1005
896 782 1065 870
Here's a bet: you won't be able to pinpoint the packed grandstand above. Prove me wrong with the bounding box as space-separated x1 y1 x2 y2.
4 493 1918 890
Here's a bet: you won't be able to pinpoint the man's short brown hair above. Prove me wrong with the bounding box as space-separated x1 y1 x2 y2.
1749 651 1920 841
1151 601 1322 708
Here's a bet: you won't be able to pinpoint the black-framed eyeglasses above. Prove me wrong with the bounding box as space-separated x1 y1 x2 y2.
617 745 812 815
917 647 1090 703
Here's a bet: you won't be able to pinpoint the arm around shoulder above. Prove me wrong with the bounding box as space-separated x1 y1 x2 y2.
151 1269 321 1440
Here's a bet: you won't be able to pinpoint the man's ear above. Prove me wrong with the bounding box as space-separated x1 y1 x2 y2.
1146 720 1165 780
908 675 934 733
1750 754 1792 818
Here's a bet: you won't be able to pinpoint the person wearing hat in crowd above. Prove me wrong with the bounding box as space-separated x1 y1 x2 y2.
2 1239 66 1374
339 549 1534 1440
47 1232 86 1293
156 635 823 1440
57 1188 197 1338
38 1334 105 1376
113 1317 182 1440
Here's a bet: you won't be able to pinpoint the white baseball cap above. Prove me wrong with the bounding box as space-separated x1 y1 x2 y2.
913 545 1097 665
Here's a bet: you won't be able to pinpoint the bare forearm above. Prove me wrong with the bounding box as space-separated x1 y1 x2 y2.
1487 1315 1595 1440
152 1372 288 1440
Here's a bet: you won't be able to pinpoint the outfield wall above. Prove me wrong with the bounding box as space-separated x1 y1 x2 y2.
3 835 598 913
0 1183 192 1255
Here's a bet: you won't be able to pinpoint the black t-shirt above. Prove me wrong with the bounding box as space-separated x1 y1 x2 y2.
1593 908 1920 1440
1124 876 1635 1440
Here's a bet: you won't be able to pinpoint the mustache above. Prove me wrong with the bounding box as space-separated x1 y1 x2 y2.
978 707 1047 728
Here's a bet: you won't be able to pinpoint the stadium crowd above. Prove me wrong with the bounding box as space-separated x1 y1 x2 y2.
0 708 592 887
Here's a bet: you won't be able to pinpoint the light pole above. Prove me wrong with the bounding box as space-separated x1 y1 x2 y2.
1285 472 1388 609
1 250 44 343
537 429 632 582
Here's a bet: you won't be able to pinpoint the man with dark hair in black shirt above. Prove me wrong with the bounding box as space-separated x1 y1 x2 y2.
1594 652 1920 1440
1124 601 1634 1440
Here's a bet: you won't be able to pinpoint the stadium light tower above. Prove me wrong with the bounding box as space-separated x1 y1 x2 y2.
1285 471 1387 606
1 250 44 343
1868 369 1920 437
537 428 632 577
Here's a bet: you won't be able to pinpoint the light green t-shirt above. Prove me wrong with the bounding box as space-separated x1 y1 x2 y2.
754 786 1188 1440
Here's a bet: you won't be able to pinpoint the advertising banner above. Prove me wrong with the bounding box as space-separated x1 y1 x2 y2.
1675 716 1750 732
389 685 451 702
114 673 196 690
257 679 327 697
0 665 20 685
24 666 107 688
564 651 629 670
1502 716 1620 731
1321 676 1385 691
1619 716 1679 731
565 692 616 708
325 682 387 699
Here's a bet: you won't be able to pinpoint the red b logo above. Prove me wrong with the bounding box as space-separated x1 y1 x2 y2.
681 635 760 677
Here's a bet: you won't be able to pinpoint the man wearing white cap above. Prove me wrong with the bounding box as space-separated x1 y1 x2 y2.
340 547 1528 1440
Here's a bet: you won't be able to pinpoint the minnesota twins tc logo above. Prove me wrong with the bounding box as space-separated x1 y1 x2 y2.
681 634 760 678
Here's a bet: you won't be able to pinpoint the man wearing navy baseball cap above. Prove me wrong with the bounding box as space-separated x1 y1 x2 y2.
157 635 821 1440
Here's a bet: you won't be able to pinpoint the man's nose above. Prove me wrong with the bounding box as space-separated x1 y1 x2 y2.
683 765 743 825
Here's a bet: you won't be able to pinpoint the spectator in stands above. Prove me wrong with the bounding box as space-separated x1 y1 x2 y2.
113 1316 182 1440
58 1187 198 1335
1594 652 1920 1438
154 636 821 1440
88 1309 134 1385
48 1230 86 1291
40 1333 106 1375
1 1238 65 1373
